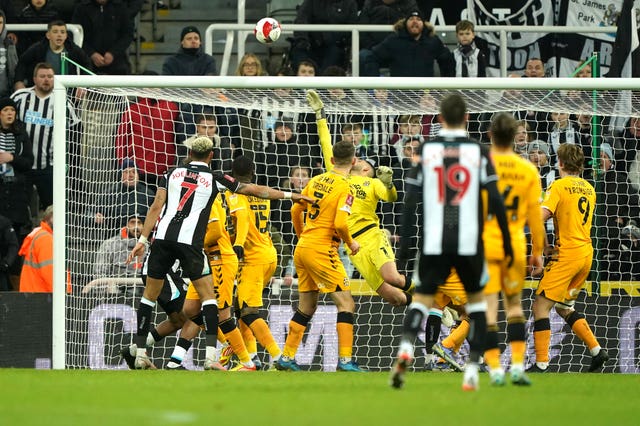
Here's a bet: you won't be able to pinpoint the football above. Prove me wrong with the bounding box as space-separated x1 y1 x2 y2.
254 17 281 44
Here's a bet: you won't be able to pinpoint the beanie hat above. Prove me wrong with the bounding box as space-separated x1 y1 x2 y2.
121 158 138 170
600 142 614 162
406 10 423 21
527 140 550 156
0 97 16 111
181 25 200 41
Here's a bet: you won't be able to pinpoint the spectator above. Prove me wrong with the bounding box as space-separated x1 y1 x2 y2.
527 140 555 246
360 10 454 77
235 53 265 76
162 25 216 76
289 0 358 73
358 0 418 50
0 213 18 291
162 27 222 158
14 20 91 90
94 214 144 280
181 113 234 173
341 122 371 159
547 111 584 169
453 20 486 78
19 204 53 292
256 120 321 188
362 88 399 167
390 115 424 165
0 96 33 290
72 0 134 75
514 120 532 157
0 10 17 96
16 0 62 55
596 142 639 280
271 165 310 286
12 63 81 211
523 57 545 77
296 59 317 77
617 116 640 178
92 158 154 234
527 140 555 192
114 94 179 188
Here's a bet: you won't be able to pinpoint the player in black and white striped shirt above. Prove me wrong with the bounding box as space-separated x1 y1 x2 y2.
390 94 513 391
11 62 80 210
126 136 310 369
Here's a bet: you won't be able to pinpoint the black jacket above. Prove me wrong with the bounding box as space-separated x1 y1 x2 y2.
0 120 34 226
369 27 455 77
15 38 93 86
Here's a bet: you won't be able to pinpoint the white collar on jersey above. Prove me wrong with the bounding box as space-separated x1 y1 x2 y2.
188 161 209 167
437 128 468 137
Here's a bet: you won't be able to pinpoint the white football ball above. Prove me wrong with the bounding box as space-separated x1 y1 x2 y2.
254 17 281 44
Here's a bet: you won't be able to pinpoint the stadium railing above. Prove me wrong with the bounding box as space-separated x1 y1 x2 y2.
203 23 617 77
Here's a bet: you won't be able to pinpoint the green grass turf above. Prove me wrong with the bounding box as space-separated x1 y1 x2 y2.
0 369 637 426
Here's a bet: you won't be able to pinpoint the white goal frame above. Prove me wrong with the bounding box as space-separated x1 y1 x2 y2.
52 75 640 369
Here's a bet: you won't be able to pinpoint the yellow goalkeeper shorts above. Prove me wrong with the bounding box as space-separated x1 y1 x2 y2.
349 227 395 292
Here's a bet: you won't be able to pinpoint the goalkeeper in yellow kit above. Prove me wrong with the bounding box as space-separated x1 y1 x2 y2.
307 89 413 307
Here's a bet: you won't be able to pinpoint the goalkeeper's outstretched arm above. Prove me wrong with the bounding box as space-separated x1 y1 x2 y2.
306 90 334 172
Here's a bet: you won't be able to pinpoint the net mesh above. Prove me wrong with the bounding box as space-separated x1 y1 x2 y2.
64 84 639 372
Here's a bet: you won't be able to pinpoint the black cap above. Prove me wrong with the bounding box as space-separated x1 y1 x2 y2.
406 10 422 20
121 158 138 170
181 25 201 41
0 97 16 111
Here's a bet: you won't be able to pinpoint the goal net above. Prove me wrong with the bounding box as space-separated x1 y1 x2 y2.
54 76 639 373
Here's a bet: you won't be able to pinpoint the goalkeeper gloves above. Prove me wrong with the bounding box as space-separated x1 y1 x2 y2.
306 89 325 119
233 245 244 261
376 166 394 189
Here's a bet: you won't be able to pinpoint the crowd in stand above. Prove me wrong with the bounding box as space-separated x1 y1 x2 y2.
1 0 639 294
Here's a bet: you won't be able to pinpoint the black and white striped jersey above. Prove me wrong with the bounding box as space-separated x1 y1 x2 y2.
417 129 497 256
154 161 240 248
11 88 80 170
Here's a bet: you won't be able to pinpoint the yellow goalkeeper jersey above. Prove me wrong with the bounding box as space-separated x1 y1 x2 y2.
348 175 396 237
542 175 595 258
317 116 396 237
234 192 277 264
483 150 545 259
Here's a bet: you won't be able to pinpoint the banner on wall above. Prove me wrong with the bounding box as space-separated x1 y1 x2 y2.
465 0 632 77
2 290 637 372
553 0 627 77
469 0 556 76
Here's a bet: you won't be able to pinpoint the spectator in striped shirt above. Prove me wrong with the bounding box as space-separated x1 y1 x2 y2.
12 62 81 211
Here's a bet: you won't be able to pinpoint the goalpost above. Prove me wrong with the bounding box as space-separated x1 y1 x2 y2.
53 75 640 372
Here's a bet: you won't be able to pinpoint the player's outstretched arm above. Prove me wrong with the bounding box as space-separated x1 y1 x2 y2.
237 182 313 203
306 89 334 172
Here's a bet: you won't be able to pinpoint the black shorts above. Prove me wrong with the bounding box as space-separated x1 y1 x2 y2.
145 240 210 281
417 253 485 295
141 270 187 315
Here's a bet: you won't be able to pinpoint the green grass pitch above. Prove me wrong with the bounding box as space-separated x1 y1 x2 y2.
1 369 637 426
